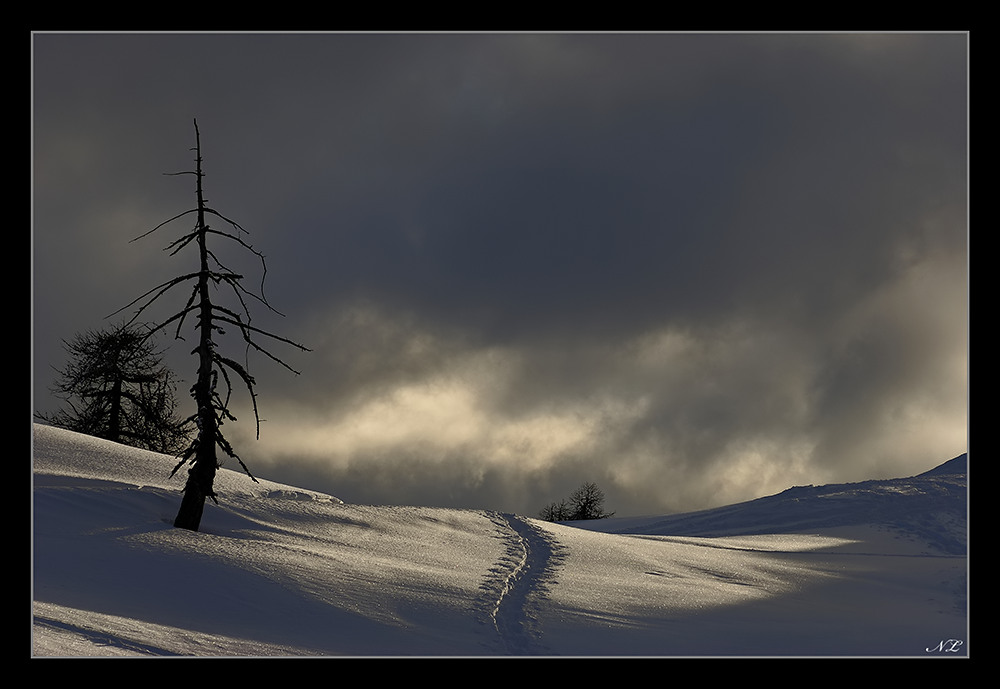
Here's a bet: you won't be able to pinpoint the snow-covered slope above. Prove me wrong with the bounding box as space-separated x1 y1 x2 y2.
31 424 968 657
575 454 967 556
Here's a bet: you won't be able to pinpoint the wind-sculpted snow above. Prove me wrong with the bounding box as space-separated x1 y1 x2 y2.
32 424 345 503
32 425 968 656
259 488 344 503
576 454 967 557
32 609 182 657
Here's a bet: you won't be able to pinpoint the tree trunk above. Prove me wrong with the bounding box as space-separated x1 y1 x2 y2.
107 377 122 444
173 475 207 531
172 121 218 533
172 442 216 530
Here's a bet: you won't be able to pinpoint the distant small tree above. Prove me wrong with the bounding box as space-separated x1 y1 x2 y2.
567 481 614 520
539 498 570 522
36 322 192 454
539 482 614 522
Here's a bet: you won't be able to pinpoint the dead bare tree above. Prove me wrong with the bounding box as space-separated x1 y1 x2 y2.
109 119 309 532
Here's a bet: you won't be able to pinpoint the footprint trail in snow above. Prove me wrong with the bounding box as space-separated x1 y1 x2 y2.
478 512 565 655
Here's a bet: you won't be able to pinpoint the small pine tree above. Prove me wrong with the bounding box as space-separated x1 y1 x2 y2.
37 322 192 454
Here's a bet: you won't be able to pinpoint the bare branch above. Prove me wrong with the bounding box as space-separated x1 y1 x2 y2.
129 209 198 244
165 229 200 257
212 309 310 351
106 272 201 322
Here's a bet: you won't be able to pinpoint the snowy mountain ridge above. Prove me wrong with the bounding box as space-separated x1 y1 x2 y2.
576 454 967 555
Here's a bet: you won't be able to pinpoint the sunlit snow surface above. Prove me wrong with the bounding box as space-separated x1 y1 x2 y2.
31 424 967 657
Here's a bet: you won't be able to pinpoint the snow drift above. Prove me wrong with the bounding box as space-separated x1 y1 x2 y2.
31 423 968 657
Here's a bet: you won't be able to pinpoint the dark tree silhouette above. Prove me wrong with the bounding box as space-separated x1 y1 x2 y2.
538 498 570 522
540 482 614 521
567 481 614 520
109 119 309 532
36 322 192 454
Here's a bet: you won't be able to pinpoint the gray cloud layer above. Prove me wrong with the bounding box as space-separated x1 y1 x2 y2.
33 33 967 516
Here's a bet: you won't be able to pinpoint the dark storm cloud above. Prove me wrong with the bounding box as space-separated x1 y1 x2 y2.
263 33 964 343
33 33 967 516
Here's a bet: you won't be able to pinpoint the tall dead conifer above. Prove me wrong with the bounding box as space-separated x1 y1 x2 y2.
110 119 309 531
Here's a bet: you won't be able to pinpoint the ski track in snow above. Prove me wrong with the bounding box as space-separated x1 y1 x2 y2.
477 512 565 655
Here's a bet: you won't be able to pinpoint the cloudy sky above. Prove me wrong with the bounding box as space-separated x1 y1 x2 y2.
32 32 968 517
